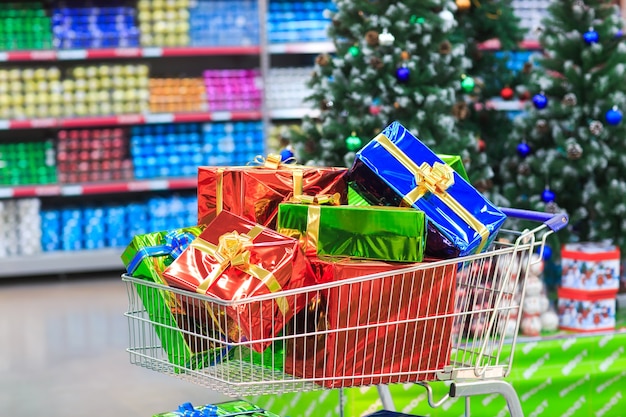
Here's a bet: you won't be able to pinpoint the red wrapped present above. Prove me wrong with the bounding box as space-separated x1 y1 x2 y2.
285 257 456 388
197 157 347 228
163 211 317 352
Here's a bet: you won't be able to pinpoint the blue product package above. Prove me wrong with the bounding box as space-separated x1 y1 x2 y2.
348 121 507 258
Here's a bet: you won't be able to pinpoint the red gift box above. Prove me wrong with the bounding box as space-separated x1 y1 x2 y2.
163 211 316 352
285 257 457 388
197 161 347 228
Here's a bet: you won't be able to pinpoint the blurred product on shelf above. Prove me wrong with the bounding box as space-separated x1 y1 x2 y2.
0 198 42 257
51 1 139 49
130 121 264 179
268 0 334 43
266 67 311 110
149 78 206 114
0 64 150 119
203 69 262 111
65 64 150 117
56 128 133 183
189 0 259 46
0 67 62 119
41 193 197 252
511 0 550 39
137 0 190 47
0 140 56 185
0 2 52 50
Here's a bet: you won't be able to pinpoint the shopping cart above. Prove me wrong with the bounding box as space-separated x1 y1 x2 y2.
123 208 568 417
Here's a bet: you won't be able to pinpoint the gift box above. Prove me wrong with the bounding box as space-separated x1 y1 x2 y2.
154 400 280 417
197 159 347 228
557 288 616 332
163 211 316 352
121 227 225 369
347 121 506 257
277 203 426 262
284 257 456 388
561 243 620 291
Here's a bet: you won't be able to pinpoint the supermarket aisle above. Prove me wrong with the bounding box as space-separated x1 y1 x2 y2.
0 274 229 417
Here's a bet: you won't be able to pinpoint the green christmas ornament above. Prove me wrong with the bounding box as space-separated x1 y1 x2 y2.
410 15 425 24
348 45 360 57
461 75 475 93
345 132 363 151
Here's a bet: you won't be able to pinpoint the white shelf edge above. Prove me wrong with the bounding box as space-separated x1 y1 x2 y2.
0 248 124 278
270 108 321 119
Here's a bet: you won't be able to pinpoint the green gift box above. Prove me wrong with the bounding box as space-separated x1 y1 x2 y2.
121 226 225 370
438 154 469 182
277 203 426 262
153 399 281 416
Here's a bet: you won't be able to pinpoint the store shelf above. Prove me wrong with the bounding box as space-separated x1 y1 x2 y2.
0 248 124 278
0 178 197 199
0 46 261 62
0 111 263 130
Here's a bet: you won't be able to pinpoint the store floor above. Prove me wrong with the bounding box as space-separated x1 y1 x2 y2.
0 273 230 417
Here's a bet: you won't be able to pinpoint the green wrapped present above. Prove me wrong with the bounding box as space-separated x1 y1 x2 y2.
438 154 469 182
122 227 226 370
277 203 426 262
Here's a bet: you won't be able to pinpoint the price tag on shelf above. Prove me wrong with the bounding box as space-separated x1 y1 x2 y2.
0 52 7 62
113 48 141 57
61 185 83 196
34 185 61 196
116 114 144 125
0 188 14 198
57 50 88 60
0 120 10 130
30 118 57 128
142 47 163 57
210 111 232 121
147 180 168 190
145 113 174 124
29 50 56 60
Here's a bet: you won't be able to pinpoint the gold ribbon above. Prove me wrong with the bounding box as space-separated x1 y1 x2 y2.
215 168 224 215
277 205 322 256
192 227 289 315
253 153 283 169
374 133 489 252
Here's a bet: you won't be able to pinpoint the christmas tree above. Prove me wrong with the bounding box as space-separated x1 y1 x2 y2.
288 0 474 167
452 0 527 202
499 0 626 246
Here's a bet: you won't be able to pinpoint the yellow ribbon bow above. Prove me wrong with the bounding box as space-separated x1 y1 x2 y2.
193 227 289 314
414 161 455 200
290 192 342 206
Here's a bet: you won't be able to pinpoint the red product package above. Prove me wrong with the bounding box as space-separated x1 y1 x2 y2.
197 162 347 228
163 211 317 352
285 257 456 388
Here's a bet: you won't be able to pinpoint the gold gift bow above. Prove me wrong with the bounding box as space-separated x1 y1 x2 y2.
374 133 489 253
192 227 289 315
214 157 304 215
290 192 342 206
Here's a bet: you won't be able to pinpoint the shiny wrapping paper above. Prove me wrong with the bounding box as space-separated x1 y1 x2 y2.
163 211 316 352
277 203 426 262
197 164 348 228
284 257 456 388
121 227 223 370
348 121 506 257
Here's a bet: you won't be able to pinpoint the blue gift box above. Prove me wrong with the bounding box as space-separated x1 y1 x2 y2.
348 121 506 257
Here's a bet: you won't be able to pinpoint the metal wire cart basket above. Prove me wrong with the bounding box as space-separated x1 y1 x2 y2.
123 208 568 417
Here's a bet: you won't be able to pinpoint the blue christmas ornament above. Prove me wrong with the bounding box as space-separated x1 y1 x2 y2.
396 66 410 83
516 142 531 158
532 93 548 109
583 28 599 44
280 147 294 162
605 106 623 125
616 29 623 38
542 245 552 260
541 188 556 203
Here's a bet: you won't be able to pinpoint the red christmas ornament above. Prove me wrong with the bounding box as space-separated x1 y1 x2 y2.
369 105 381 115
477 138 486 152
500 86 514 100
518 90 531 101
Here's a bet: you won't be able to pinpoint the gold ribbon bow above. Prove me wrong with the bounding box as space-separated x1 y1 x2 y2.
252 153 283 169
375 133 489 252
192 227 289 314
290 192 341 206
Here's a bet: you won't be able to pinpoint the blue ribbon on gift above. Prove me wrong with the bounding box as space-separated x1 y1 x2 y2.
127 230 197 275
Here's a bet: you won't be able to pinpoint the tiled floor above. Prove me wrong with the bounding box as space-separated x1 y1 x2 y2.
0 273 230 417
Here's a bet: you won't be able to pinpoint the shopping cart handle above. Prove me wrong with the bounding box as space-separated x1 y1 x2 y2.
499 207 569 232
